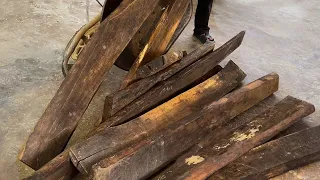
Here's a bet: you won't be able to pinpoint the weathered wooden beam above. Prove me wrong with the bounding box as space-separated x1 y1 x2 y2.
208 125 320 180
102 41 216 121
102 31 245 122
26 60 243 179
89 73 281 179
99 62 223 128
19 0 160 170
155 96 314 180
70 73 278 174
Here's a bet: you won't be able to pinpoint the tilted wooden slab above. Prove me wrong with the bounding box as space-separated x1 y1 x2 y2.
209 125 320 180
102 31 245 122
69 61 250 173
89 73 280 179
102 41 216 121
155 96 314 180
26 60 243 179
99 60 223 128
19 0 161 170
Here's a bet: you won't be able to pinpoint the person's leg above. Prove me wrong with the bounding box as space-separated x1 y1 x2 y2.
194 0 214 43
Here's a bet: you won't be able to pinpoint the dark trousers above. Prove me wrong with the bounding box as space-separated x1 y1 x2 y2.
194 0 214 35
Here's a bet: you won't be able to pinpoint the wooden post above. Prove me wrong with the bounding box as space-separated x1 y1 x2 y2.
19 0 161 170
208 125 320 180
89 73 281 179
103 31 245 122
70 73 279 174
156 96 314 180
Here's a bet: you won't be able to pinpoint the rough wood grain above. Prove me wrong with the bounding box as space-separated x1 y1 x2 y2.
156 96 314 180
209 125 320 180
69 63 256 174
102 31 245 122
19 0 160 170
89 73 281 179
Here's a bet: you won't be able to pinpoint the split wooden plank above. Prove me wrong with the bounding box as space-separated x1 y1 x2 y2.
89 73 281 179
154 96 315 180
69 62 255 174
102 31 245 122
26 60 243 179
209 125 320 180
19 0 161 170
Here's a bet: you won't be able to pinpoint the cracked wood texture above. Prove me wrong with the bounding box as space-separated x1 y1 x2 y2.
89 73 280 180
102 31 245 123
69 61 248 174
209 125 320 180
154 96 314 180
19 0 160 170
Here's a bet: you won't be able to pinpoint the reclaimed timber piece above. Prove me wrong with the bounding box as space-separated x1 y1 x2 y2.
89 73 281 179
96 60 243 133
209 125 320 180
103 31 245 122
102 40 216 121
26 60 243 180
19 0 161 170
70 72 279 174
155 96 315 180
99 62 224 128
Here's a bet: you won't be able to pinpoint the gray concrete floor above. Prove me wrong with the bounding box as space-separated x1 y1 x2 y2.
0 0 319 179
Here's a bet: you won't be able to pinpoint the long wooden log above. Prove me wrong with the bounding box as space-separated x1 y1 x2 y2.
26 60 244 179
89 73 280 179
209 125 320 180
69 63 254 174
102 31 245 122
155 96 314 180
19 0 160 170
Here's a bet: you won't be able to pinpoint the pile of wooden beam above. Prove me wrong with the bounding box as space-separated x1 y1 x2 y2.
20 29 320 180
